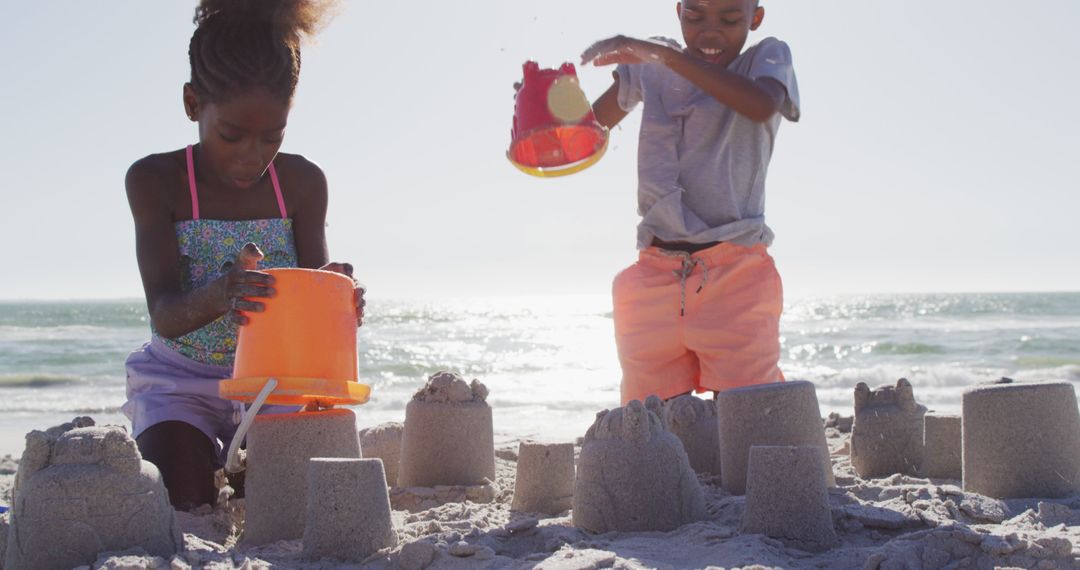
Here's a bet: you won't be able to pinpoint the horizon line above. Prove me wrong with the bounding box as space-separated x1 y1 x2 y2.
1 289 1078 304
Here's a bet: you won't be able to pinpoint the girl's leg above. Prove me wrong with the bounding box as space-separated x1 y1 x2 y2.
136 420 218 511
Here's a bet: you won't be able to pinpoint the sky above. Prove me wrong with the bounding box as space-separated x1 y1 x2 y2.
2 1 1078 301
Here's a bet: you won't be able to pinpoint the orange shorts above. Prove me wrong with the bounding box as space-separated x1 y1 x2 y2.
612 242 784 405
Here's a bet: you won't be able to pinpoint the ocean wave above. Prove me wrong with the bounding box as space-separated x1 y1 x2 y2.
0 374 83 388
0 405 122 415
1009 365 1080 383
0 301 149 328
785 292 1080 322
872 342 947 355
785 364 1008 391
1014 356 1080 368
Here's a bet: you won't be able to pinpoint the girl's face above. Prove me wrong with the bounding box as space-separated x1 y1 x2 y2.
677 0 764 67
183 86 290 190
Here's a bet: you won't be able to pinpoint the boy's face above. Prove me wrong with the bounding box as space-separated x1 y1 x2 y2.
677 0 765 67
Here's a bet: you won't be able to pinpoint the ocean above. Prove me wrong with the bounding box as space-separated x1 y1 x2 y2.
1 292 1078 457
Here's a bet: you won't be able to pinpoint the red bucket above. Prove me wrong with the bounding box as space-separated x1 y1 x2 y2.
508 61 608 178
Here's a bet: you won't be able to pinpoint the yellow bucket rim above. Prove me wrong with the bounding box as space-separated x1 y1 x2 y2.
219 376 371 407
508 133 609 178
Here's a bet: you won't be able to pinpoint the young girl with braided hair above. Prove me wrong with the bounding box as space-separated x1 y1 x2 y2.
123 0 363 510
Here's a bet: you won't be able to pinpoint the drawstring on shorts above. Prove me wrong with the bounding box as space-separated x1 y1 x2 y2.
665 252 710 316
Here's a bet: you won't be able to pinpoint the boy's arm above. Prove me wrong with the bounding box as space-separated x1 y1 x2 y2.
591 75 629 130
662 50 786 123
582 36 785 123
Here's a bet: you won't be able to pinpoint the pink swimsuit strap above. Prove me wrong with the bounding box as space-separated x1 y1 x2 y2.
185 144 288 220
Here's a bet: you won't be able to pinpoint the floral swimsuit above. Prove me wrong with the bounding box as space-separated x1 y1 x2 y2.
154 145 298 367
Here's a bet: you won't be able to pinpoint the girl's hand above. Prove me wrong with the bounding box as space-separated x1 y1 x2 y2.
223 243 276 326
319 262 366 327
581 36 673 67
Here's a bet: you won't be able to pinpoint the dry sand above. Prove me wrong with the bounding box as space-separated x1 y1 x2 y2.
3 419 1080 569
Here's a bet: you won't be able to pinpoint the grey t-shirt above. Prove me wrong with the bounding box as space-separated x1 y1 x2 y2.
616 36 800 248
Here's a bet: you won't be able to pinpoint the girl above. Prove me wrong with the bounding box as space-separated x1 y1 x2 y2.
123 0 363 510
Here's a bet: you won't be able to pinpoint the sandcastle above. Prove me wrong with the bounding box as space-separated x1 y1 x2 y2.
359 422 403 489
398 372 495 488
0 516 7 569
963 381 1080 499
922 413 962 480
742 445 837 552
243 408 362 545
4 419 180 570
660 394 721 475
716 381 833 495
303 458 397 562
511 441 575 515
573 400 706 533
850 378 927 478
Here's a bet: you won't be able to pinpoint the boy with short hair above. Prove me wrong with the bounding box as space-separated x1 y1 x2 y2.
581 0 799 404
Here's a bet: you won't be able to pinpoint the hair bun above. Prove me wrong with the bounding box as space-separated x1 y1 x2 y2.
194 0 338 45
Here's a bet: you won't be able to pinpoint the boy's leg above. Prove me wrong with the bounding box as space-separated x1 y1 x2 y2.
613 253 699 405
686 244 784 392
136 420 219 511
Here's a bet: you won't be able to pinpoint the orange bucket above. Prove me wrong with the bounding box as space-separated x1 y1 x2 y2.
508 61 609 178
219 268 370 407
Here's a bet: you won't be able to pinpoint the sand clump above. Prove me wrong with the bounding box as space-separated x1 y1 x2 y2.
4 419 180 570
922 413 962 480
865 525 1076 569
243 408 362 546
741 445 837 552
717 381 834 495
398 372 495 488
411 370 489 404
658 394 722 475
851 378 927 478
963 381 1080 499
303 458 397 562
359 421 404 489
572 399 706 533
511 441 574 516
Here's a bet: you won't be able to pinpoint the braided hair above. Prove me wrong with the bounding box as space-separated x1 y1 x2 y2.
188 0 338 104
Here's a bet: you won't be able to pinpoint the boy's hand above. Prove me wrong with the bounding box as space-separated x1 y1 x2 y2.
222 243 275 326
319 262 366 327
581 36 674 67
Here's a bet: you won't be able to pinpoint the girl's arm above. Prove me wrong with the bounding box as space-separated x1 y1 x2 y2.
126 156 275 337
582 36 785 123
287 155 330 270
286 155 366 324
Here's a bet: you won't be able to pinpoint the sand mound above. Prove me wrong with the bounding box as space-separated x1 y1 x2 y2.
511 441 574 515
572 400 706 533
51 420 1080 569
412 371 488 403
398 372 495 488
662 394 721 475
359 421 404 488
5 420 180 569
851 378 927 478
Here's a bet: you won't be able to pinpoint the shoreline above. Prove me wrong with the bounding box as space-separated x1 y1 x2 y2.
0 402 969 460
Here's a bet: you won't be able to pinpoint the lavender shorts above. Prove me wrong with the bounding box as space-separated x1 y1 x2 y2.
122 337 298 465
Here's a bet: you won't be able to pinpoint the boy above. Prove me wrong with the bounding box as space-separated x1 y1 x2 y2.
581 0 799 404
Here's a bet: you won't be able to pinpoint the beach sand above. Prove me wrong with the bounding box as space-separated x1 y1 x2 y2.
3 415 1080 570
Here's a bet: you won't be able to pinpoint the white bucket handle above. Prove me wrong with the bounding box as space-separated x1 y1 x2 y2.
224 377 278 474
